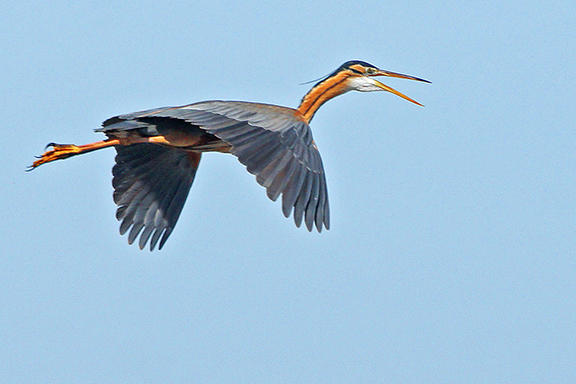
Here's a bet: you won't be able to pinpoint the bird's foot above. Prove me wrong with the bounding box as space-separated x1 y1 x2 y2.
27 143 81 171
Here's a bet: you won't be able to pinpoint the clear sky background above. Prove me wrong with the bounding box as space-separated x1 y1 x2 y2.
1 1 575 382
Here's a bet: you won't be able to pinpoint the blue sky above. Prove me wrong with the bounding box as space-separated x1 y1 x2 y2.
2 0 575 382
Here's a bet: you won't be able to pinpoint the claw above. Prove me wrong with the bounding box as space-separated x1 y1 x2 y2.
28 138 120 172
29 143 82 170
44 142 64 150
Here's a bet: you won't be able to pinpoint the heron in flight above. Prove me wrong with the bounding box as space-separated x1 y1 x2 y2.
30 60 429 250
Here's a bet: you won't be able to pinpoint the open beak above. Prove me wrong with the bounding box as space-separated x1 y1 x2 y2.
371 69 430 107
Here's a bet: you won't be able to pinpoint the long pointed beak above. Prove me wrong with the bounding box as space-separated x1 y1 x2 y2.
372 69 430 107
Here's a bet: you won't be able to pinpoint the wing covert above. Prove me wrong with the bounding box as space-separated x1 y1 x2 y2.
153 101 330 232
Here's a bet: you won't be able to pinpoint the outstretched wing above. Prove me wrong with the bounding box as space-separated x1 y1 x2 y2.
112 143 200 251
108 101 330 232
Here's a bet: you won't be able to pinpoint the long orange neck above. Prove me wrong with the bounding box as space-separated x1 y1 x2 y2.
297 71 351 124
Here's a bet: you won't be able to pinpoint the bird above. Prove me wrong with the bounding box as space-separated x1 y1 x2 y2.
29 60 429 250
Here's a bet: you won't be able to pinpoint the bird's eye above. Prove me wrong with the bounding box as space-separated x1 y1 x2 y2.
366 67 376 75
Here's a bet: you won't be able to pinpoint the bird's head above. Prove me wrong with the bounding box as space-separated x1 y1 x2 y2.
337 60 431 106
298 60 430 122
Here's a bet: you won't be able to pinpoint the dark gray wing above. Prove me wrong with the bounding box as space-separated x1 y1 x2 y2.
112 143 200 250
146 101 330 232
